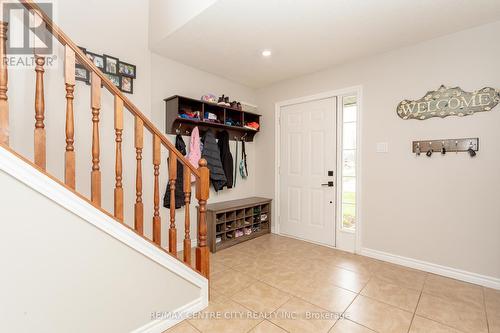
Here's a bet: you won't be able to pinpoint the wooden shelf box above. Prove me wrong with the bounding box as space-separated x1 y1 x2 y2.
203 197 272 253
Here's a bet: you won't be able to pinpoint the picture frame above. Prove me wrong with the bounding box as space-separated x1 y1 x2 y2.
75 64 90 84
85 51 104 70
118 61 136 78
120 76 134 94
104 73 121 88
76 46 86 65
104 54 119 75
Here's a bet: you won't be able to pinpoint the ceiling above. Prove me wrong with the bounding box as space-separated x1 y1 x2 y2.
150 0 500 88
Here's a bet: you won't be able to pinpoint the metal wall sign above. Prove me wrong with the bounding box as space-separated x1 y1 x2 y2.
397 85 500 120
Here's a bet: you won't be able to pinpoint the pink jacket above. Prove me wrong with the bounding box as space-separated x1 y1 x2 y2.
187 127 201 182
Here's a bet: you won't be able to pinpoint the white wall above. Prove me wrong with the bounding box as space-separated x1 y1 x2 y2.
150 52 258 250
0 168 200 333
256 21 500 279
149 0 217 48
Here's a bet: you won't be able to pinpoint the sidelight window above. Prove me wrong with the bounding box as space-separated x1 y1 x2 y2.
341 95 357 231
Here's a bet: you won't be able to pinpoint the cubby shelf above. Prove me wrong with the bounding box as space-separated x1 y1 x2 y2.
164 95 261 141
203 197 272 253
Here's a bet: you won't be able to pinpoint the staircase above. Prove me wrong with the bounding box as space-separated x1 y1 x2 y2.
0 0 210 280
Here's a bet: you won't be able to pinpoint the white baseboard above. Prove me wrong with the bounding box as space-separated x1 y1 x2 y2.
361 247 500 290
132 296 208 333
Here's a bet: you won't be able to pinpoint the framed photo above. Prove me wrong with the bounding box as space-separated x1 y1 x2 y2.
85 51 104 70
118 61 136 78
76 46 86 65
120 76 133 94
75 64 89 83
105 73 121 88
104 54 119 75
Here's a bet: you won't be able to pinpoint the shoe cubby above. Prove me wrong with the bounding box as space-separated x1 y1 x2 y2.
261 203 270 214
243 112 260 130
216 213 225 224
216 224 225 234
244 207 253 217
178 98 202 121
225 211 236 221
204 197 272 252
225 109 244 128
203 104 224 124
260 221 269 230
225 221 235 231
235 209 245 219
235 218 245 228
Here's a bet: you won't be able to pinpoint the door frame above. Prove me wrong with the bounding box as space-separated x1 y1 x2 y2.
274 85 363 253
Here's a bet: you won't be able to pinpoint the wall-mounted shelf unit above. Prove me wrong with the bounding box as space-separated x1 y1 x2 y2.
203 197 272 253
164 95 261 141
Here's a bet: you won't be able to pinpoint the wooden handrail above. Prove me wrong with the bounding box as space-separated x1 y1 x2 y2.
19 0 200 178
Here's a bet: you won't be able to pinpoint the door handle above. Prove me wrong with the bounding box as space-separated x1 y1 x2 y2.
321 181 334 187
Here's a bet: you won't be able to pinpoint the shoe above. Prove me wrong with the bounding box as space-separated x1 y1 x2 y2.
217 94 226 105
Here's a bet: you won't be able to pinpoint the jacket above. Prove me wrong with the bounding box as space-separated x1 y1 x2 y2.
201 130 227 191
187 127 201 182
217 130 233 189
163 134 187 209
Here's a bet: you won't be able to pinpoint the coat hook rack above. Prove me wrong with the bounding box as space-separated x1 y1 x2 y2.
175 123 190 135
412 138 479 156
234 132 248 142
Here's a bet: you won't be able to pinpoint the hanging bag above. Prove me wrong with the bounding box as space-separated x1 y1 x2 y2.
239 139 248 178
234 138 239 187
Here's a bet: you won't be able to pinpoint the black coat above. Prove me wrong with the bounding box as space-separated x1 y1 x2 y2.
202 130 227 191
217 130 233 189
163 135 187 209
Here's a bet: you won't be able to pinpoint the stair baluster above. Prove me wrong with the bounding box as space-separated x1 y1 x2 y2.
169 153 177 254
114 96 124 221
183 167 192 265
90 72 101 206
34 55 46 170
196 159 210 278
64 46 76 189
135 116 144 234
153 134 161 246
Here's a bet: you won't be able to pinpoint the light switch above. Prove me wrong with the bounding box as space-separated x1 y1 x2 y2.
376 142 389 153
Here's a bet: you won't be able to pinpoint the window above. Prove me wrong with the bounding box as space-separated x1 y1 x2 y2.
341 95 357 231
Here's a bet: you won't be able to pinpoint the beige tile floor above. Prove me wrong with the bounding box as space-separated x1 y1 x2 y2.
166 234 499 333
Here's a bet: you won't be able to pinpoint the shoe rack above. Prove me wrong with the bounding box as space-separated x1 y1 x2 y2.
203 197 272 253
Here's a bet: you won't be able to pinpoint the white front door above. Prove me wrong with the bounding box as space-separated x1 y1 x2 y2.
279 97 337 246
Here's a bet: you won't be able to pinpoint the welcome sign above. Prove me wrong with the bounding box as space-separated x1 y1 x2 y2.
397 85 500 120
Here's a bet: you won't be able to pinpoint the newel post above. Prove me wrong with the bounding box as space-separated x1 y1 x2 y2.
0 22 8 146
196 159 210 278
